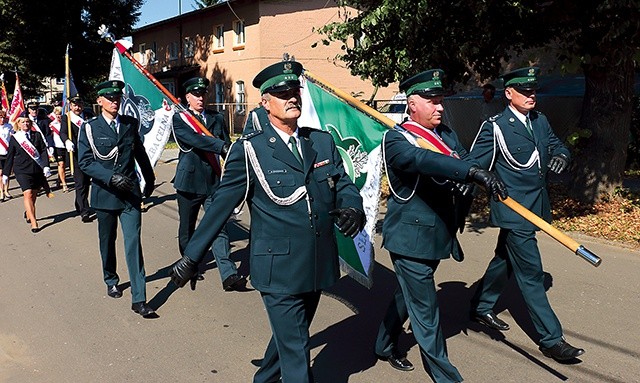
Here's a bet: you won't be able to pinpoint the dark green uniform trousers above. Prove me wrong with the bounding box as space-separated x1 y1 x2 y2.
176 190 236 282
471 228 563 348
253 291 321 383
376 254 462 383
96 203 146 304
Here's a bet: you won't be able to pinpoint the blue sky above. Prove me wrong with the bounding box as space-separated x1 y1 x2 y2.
135 0 198 28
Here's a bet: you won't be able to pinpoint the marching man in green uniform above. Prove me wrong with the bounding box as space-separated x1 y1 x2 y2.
169 60 365 383
78 80 156 318
171 76 245 290
375 69 508 383
468 67 584 361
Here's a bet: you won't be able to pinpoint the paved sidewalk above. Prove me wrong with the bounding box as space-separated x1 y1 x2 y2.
0 152 638 382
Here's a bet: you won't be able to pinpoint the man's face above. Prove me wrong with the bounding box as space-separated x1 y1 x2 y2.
261 88 302 126
186 89 205 113
70 101 83 115
407 94 444 129
505 87 536 114
97 93 121 115
28 106 37 116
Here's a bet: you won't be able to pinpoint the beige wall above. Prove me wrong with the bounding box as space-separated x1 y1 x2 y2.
132 0 397 110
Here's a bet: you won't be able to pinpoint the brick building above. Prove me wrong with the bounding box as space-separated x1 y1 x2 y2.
131 0 397 132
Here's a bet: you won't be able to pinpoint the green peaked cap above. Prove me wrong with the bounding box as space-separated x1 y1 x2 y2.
95 80 124 96
400 69 450 97
183 77 210 93
253 61 303 94
501 67 539 90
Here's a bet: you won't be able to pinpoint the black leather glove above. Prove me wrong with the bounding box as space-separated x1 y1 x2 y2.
144 180 155 198
109 173 135 193
548 154 568 174
329 207 365 238
221 143 230 158
467 166 508 202
169 255 199 288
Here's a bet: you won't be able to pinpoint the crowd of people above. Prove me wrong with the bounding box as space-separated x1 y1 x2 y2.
0 61 586 383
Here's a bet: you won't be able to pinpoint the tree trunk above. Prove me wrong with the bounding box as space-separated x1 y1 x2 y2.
569 51 635 203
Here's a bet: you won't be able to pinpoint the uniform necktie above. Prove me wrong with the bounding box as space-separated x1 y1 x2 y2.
26 132 31 141
289 136 302 165
109 120 117 133
525 116 533 137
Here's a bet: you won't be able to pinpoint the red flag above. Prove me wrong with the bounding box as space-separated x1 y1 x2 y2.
8 73 25 124
0 78 9 111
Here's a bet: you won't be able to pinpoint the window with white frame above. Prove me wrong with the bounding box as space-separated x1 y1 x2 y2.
169 41 179 61
235 80 245 114
215 82 225 111
150 42 158 63
184 37 195 58
214 25 224 50
233 20 245 46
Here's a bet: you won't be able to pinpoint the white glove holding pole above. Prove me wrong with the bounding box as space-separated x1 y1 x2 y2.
65 139 74 152
43 167 51 178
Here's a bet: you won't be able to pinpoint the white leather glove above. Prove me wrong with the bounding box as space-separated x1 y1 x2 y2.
1 175 7 185
65 139 74 152
43 167 51 177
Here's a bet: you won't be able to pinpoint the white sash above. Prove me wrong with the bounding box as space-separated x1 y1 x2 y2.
14 131 46 168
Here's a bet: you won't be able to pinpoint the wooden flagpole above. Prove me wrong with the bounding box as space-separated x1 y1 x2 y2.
303 69 601 267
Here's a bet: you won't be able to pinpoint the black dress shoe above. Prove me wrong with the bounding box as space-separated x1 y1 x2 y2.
131 302 156 318
540 339 585 361
376 353 414 372
472 311 510 331
222 274 246 291
107 285 122 298
81 214 93 223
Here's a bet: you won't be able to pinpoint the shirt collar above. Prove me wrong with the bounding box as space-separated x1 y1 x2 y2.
272 124 299 145
508 105 529 125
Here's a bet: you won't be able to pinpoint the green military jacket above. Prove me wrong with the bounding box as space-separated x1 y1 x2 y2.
78 114 154 210
469 107 570 230
184 122 363 294
172 108 231 195
382 125 474 260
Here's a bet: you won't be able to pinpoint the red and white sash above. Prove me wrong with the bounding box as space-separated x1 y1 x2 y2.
50 120 65 148
0 131 8 152
177 111 221 176
68 112 84 129
401 120 460 159
14 131 45 168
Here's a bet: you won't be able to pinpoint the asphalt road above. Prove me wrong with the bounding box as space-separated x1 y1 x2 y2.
0 149 638 383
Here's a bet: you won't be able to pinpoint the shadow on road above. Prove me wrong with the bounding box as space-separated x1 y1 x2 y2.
311 260 571 382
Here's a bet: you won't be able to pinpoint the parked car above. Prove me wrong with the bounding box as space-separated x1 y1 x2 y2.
379 93 407 124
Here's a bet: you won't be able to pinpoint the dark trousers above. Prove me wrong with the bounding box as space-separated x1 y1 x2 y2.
176 190 236 282
376 254 462 383
471 228 563 348
71 155 91 216
96 203 146 304
253 291 321 383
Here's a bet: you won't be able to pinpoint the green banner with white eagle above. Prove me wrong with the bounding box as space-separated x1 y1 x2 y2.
299 76 387 288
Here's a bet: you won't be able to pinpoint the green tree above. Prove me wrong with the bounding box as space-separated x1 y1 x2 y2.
320 0 640 202
0 0 143 100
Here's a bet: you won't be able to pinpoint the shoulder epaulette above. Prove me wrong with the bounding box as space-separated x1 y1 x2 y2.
241 130 263 140
488 113 502 122
87 116 99 123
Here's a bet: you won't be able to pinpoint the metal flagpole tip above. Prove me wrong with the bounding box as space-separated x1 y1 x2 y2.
97 24 115 43
576 245 602 267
